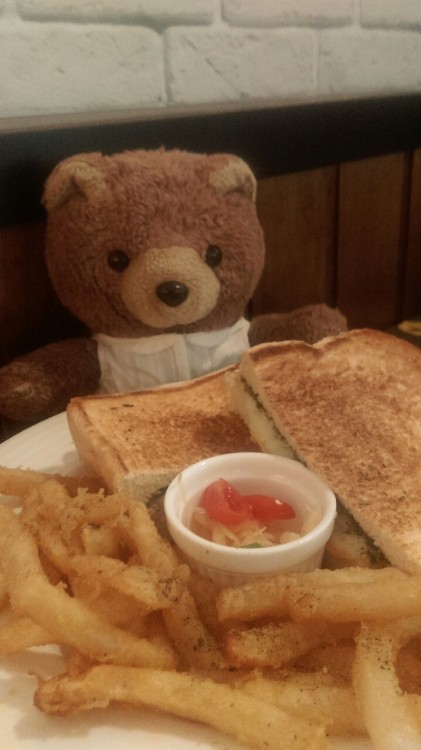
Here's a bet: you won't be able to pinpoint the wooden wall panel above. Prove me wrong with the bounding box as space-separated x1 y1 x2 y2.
336 153 410 329
0 220 79 365
253 166 337 317
402 148 421 319
0 220 47 361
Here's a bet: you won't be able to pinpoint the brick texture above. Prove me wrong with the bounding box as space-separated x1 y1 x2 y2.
319 30 421 95
17 0 214 25
1 0 420 118
0 23 166 117
361 0 421 30
222 0 356 28
166 28 316 104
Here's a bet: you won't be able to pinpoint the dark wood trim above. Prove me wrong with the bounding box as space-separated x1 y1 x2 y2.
1 93 420 224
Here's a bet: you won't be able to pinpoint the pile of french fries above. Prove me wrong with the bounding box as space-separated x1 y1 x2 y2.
0 465 421 750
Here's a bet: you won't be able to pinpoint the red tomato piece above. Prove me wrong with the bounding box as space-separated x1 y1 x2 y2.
243 494 296 521
199 479 253 526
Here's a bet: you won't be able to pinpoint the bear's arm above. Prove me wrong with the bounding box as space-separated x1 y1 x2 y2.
249 304 347 347
0 338 100 423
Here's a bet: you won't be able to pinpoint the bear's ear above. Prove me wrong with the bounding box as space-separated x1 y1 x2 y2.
208 156 257 202
42 154 108 211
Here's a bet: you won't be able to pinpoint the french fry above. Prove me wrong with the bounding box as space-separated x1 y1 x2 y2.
28 516 75 574
287 569 421 622
33 480 121 534
237 669 365 736
64 647 96 677
34 665 329 750
216 566 404 624
408 694 421 731
295 640 356 682
397 637 421 694
73 490 130 526
216 572 292 622
187 571 233 637
0 465 102 498
0 609 52 653
69 554 184 614
0 505 177 670
224 621 357 669
21 482 131 574
80 523 122 557
70 574 148 628
163 587 226 670
353 616 421 748
1 463 421 750
116 498 182 576
0 570 8 611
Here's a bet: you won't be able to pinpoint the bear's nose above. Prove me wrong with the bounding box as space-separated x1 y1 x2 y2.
156 280 189 307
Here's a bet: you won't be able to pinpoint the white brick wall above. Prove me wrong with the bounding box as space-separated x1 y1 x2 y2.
166 28 316 103
16 0 214 25
361 0 421 30
0 0 420 118
0 23 165 115
222 0 356 27
319 29 421 95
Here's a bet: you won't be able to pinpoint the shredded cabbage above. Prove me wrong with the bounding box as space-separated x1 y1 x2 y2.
191 507 301 548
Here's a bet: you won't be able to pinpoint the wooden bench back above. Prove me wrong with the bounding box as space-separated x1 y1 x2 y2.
254 149 421 329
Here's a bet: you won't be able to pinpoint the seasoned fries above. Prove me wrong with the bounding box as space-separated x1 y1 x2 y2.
34 665 328 750
1 466 421 750
224 621 357 669
0 464 102 497
0 505 176 669
286 567 421 622
0 609 52 653
216 570 292 622
235 669 366 736
354 617 421 746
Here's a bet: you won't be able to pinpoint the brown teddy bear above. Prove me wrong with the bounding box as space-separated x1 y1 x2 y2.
0 148 346 425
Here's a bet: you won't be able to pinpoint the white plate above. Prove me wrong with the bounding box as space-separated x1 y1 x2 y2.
0 413 372 750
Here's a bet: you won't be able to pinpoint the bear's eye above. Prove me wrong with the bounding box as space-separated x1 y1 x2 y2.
205 244 222 268
107 250 130 272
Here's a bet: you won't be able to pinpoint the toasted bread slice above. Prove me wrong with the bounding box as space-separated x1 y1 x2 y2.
231 329 421 574
67 365 256 504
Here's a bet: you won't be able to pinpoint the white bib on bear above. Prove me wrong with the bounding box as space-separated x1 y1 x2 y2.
94 317 250 393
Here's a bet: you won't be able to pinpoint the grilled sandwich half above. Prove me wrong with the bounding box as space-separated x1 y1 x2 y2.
67 365 256 505
229 329 421 574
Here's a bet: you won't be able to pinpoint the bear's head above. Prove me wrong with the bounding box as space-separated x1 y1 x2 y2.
42 149 265 338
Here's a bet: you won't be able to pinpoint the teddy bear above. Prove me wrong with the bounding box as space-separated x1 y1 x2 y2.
0 148 346 425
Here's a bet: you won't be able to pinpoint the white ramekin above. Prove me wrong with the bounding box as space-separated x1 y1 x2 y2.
164 452 337 587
